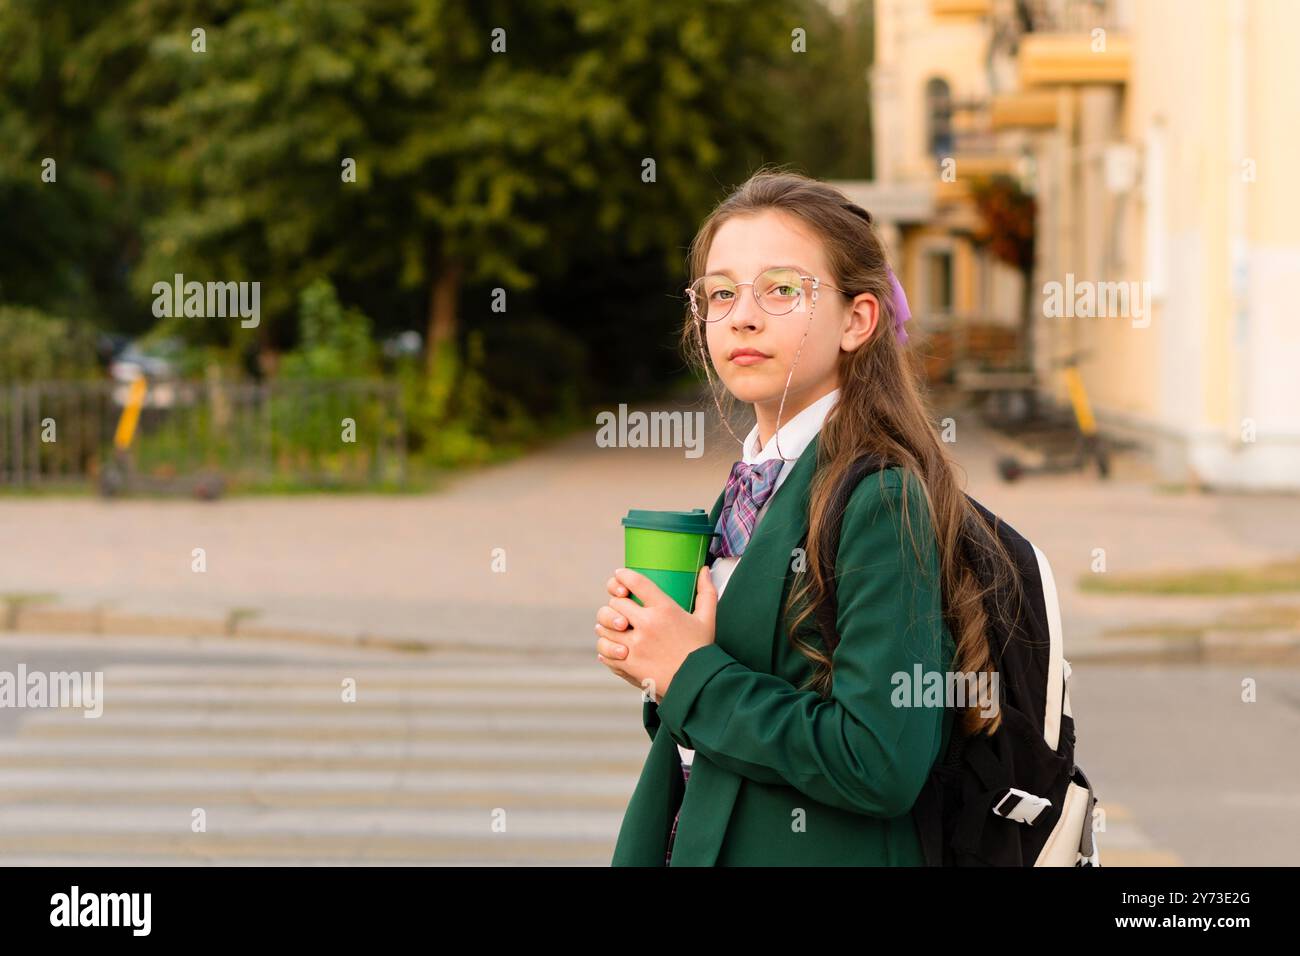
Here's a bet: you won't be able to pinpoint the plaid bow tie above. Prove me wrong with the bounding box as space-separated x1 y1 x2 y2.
710 458 786 559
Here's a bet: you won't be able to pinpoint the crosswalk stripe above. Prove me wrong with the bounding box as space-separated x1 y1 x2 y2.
81 686 637 707
0 834 614 864
0 737 643 762
0 806 627 837
0 856 608 866
0 752 644 774
0 768 637 794
73 665 614 685
17 709 635 736
0 790 634 811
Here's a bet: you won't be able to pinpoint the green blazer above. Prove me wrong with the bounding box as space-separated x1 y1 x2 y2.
611 433 955 866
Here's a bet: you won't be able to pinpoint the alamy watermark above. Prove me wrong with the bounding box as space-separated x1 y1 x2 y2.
151 272 260 328
595 404 705 459
1042 273 1151 328
50 886 150 935
0 664 104 718
891 664 1000 718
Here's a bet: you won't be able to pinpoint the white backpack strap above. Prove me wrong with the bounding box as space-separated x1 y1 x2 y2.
1031 542 1065 750
1063 658 1073 719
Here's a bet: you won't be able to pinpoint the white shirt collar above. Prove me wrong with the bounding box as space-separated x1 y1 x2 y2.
741 387 841 465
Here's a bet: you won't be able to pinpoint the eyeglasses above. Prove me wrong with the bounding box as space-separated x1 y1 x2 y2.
685 267 848 323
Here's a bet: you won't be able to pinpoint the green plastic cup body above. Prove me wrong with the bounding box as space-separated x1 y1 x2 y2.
622 508 717 613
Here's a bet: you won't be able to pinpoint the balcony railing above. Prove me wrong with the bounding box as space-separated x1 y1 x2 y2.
932 0 1123 31
1020 0 1124 34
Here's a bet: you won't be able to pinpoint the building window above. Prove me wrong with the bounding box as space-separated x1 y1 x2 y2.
926 78 953 159
925 249 954 315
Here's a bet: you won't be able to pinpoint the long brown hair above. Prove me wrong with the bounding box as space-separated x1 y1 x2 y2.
680 167 1022 737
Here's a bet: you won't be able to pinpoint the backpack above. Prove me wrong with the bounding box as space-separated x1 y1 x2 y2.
810 453 1101 867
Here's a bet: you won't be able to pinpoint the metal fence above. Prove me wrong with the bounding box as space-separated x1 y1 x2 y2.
0 379 406 492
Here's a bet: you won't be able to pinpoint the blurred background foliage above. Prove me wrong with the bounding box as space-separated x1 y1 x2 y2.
0 0 876 473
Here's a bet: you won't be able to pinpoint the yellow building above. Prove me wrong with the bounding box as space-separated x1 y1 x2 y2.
839 0 1300 490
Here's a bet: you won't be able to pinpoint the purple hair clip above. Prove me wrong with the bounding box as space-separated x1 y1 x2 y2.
887 265 911 344
840 202 911 344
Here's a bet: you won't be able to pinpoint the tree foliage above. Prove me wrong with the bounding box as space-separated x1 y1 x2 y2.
0 0 874 448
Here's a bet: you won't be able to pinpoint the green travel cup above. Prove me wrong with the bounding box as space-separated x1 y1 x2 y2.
621 508 718 613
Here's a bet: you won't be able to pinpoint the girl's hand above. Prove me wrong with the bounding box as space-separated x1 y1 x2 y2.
594 566 718 702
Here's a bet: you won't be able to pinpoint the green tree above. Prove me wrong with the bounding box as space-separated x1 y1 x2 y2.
0 305 99 381
279 278 375 380
0 0 148 329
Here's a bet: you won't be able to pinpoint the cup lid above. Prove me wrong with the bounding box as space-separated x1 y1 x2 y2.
622 508 718 536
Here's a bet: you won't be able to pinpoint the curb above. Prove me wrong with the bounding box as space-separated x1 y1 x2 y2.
1067 630 1300 664
3 603 448 656
6 602 1298 665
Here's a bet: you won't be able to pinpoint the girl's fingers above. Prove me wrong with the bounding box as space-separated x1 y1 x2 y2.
595 605 628 632
606 594 646 623
595 648 639 688
593 627 629 659
613 568 666 606
605 575 630 598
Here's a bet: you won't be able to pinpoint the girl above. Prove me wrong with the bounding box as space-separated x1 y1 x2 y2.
594 169 1017 866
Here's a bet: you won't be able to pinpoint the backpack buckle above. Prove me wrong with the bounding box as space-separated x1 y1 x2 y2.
992 787 1052 825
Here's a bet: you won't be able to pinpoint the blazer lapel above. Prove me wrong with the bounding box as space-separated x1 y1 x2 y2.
707 433 820 671
669 434 821 865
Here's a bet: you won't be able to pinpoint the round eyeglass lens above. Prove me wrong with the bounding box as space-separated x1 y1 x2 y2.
690 268 808 321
